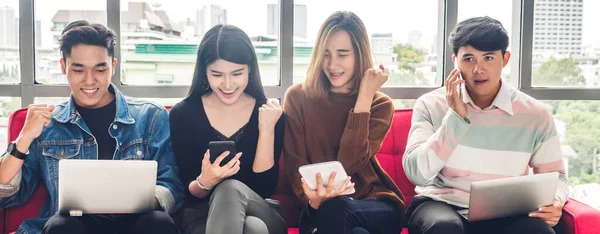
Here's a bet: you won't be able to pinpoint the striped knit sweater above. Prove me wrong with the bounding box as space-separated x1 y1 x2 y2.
403 82 568 208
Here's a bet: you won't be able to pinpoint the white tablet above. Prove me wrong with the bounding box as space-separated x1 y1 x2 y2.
298 161 355 195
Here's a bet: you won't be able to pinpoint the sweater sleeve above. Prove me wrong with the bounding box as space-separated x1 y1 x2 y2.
244 114 286 198
335 94 394 175
282 89 311 208
402 98 471 186
529 109 568 205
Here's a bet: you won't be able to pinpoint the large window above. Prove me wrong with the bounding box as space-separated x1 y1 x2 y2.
0 1 20 84
1 0 600 211
292 0 440 87
531 0 598 88
34 0 107 84
120 0 280 86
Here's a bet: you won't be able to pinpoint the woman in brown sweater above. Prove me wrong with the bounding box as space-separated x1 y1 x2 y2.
283 11 405 234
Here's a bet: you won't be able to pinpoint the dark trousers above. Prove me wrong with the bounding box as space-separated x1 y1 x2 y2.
406 196 556 234
41 211 178 234
312 197 402 234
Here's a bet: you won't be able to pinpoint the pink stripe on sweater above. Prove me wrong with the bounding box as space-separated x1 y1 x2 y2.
431 137 454 161
532 159 566 174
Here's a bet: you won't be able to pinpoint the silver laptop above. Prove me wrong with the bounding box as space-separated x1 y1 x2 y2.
457 172 559 222
58 160 157 216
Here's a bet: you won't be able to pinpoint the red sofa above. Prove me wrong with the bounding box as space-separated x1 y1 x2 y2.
3 108 600 234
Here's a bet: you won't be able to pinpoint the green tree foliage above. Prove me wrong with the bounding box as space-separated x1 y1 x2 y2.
533 57 586 86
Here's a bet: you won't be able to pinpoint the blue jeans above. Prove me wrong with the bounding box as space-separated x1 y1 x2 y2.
314 197 402 234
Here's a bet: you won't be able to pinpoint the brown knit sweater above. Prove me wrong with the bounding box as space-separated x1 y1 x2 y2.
283 83 406 230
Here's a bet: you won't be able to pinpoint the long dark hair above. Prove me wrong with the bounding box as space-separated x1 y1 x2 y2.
186 24 267 103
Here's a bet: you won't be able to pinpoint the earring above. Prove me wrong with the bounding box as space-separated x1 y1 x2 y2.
202 78 210 90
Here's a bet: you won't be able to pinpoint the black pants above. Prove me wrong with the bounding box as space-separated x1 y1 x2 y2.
406 196 555 234
41 211 178 234
310 197 402 234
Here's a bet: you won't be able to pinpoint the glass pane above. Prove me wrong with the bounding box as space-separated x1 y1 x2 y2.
293 0 440 87
391 99 416 109
120 0 280 86
542 100 600 210
458 0 514 84
531 0 597 87
34 97 70 106
137 98 183 107
0 1 20 84
34 0 107 84
0 97 21 150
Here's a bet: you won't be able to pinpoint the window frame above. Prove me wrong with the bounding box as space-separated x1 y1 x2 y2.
2 0 600 108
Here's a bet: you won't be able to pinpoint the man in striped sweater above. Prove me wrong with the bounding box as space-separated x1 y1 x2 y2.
404 16 567 234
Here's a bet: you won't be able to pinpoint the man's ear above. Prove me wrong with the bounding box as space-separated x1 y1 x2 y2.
60 58 66 74
502 51 511 67
112 58 118 76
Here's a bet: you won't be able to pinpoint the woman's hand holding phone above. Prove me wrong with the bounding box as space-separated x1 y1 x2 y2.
197 150 243 188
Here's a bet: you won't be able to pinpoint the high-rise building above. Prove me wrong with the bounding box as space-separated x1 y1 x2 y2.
0 6 18 48
35 20 41 47
195 5 227 38
533 0 584 55
267 4 278 37
371 33 393 53
294 4 307 39
267 4 307 39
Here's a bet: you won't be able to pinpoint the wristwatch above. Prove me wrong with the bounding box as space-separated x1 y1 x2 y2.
7 141 29 160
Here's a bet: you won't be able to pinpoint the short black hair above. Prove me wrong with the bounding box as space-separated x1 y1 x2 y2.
449 16 509 56
59 20 116 61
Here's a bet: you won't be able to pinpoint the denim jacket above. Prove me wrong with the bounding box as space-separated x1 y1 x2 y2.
0 84 184 234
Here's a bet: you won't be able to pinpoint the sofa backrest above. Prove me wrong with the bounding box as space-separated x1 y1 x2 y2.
5 108 47 233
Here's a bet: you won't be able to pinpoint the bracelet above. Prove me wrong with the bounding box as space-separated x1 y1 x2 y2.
195 176 213 191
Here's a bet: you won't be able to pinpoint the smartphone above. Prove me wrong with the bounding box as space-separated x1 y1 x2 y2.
453 58 465 96
208 141 236 166
453 57 463 81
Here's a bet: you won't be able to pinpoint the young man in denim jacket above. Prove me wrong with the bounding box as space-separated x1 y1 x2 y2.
0 20 183 234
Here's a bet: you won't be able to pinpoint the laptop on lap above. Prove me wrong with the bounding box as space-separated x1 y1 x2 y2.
457 172 559 222
58 160 157 216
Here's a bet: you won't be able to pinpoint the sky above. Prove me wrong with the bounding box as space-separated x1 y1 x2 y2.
3 0 600 50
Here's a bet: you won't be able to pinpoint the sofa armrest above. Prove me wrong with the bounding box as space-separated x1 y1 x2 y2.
0 208 4 234
555 198 600 234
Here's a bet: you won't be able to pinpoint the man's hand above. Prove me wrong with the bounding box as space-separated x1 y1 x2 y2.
529 199 563 227
445 69 468 119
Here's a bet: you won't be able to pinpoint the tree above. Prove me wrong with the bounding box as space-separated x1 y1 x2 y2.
0 98 20 118
532 57 586 86
388 43 430 86
392 43 425 73
553 101 600 185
